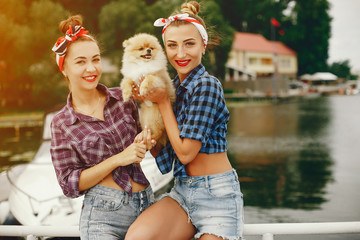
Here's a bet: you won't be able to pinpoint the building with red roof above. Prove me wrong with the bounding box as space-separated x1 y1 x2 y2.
225 32 298 95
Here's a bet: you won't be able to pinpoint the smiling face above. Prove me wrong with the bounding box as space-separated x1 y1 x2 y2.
62 40 102 92
164 23 205 82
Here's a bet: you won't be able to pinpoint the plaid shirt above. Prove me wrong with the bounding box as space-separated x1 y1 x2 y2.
155 64 229 177
50 84 149 198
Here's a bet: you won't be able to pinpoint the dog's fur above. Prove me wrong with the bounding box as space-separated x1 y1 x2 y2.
120 33 175 147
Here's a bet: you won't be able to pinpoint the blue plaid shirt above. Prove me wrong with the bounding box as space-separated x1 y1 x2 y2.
155 64 229 177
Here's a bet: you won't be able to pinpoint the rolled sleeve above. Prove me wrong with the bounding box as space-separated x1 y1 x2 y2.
50 121 85 198
179 80 218 145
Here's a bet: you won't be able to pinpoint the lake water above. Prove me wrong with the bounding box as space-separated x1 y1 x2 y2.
226 95 360 239
1 95 359 239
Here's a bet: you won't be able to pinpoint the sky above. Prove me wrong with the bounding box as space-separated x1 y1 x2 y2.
328 0 360 73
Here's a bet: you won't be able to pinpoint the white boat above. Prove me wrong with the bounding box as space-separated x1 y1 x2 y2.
0 108 173 226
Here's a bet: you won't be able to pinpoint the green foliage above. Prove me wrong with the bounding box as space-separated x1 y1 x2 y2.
53 0 111 33
201 0 235 79
1 0 340 110
98 0 234 79
328 60 355 80
215 0 333 76
0 0 68 109
283 0 331 75
99 0 152 62
214 0 290 40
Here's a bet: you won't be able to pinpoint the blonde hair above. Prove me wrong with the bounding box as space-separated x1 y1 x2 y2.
170 1 206 29
58 15 97 43
170 1 218 48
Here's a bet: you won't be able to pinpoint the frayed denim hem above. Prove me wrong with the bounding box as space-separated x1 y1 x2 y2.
194 232 243 240
158 192 193 223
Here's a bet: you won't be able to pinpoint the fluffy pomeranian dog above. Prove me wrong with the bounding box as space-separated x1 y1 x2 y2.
120 33 175 147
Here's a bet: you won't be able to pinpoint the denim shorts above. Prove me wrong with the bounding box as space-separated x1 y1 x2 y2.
160 169 244 240
80 184 154 240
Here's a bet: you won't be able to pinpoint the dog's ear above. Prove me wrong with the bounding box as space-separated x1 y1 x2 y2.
123 40 129 48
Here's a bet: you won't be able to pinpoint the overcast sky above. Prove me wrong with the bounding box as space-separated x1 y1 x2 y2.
328 0 360 73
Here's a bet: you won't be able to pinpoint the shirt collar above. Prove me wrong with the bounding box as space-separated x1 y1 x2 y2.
64 84 117 125
174 64 205 92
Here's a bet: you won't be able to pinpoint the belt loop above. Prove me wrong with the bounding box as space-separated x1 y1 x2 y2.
124 193 129 205
205 175 209 189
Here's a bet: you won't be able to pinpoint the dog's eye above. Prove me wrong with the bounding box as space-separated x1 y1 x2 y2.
138 47 144 51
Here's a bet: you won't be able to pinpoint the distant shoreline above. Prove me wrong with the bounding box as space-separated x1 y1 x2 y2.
0 113 44 129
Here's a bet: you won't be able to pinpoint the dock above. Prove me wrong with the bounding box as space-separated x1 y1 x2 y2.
0 114 43 129
0 114 43 139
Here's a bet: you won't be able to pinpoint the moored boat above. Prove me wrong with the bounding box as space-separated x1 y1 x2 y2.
0 108 173 226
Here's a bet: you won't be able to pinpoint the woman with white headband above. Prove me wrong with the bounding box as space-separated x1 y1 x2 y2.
126 1 244 240
50 15 156 239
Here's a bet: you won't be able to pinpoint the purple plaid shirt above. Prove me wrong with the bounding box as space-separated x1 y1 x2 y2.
50 84 149 198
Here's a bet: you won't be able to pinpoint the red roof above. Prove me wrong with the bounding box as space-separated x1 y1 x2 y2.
233 32 297 56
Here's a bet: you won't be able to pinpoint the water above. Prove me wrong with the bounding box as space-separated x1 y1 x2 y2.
0 127 42 172
226 95 360 239
1 95 359 239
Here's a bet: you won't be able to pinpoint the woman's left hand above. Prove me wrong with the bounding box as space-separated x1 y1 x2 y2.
134 126 157 150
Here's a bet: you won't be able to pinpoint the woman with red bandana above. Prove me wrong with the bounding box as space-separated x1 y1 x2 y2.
126 1 244 240
50 15 156 239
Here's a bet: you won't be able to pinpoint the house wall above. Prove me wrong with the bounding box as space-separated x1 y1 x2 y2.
227 49 297 77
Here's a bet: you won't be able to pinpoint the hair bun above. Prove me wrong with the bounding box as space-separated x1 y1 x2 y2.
59 15 83 34
181 1 200 16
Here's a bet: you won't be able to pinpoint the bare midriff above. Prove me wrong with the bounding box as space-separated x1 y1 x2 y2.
186 152 232 176
98 174 148 193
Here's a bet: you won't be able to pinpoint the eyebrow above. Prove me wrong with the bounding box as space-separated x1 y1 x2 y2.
74 54 101 60
166 38 196 43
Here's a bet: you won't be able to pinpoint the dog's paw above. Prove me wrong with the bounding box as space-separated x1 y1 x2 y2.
139 75 155 96
121 79 134 102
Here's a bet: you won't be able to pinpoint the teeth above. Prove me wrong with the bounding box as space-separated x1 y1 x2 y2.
178 60 189 65
84 76 95 80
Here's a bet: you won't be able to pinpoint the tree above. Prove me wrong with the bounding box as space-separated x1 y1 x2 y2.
282 0 331 75
98 0 234 79
214 0 290 40
215 0 333 77
53 0 111 34
0 0 69 110
201 0 235 79
328 60 356 80
99 0 153 64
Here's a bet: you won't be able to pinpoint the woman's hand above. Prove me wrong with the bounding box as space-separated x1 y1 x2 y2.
117 142 147 166
132 84 146 102
143 87 169 105
134 126 157 150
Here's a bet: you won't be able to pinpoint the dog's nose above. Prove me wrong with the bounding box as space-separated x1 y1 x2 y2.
147 49 152 54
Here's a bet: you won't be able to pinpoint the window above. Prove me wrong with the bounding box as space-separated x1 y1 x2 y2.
261 58 272 65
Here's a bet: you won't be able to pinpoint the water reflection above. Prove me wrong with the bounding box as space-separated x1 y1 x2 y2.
227 97 334 210
0 127 42 172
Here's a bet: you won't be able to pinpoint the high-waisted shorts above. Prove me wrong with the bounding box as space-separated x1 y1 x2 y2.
160 169 244 240
80 184 154 240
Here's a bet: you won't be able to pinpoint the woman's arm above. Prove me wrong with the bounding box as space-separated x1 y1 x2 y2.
145 88 202 164
79 135 147 192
